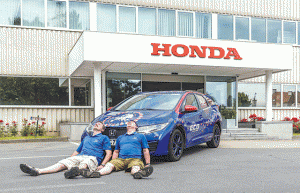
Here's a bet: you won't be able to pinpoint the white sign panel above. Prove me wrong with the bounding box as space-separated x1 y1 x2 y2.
83 32 293 70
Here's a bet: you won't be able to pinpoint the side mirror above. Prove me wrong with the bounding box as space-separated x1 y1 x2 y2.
107 107 113 111
184 105 198 112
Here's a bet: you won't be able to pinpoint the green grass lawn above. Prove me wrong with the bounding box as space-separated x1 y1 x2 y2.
0 136 59 140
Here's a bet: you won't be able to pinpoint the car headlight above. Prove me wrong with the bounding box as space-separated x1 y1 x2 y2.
138 123 169 134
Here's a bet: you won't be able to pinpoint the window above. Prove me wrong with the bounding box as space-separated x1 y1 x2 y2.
238 83 265 107
0 77 69 105
298 85 300 107
158 9 176 36
138 7 156 35
69 1 90 30
196 95 208 109
283 21 296 44
22 0 45 27
218 15 233 40
251 18 266 43
298 22 300 45
97 4 116 32
267 19 282 43
235 17 249 40
178 12 193 37
183 94 199 109
272 84 281 107
0 0 21 25
119 6 136 33
283 85 296 107
71 78 91 106
47 0 66 28
195 13 212 39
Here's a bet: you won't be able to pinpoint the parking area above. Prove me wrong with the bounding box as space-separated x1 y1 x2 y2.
1 140 300 192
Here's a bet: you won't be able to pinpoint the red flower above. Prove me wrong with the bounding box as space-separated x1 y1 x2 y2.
0 120 3 123
292 117 299 122
30 133 33 135
249 114 257 119
12 121 16 124
241 118 248 122
28 123 31 126
14 124 16 126
257 117 264 121
6 123 9 125
42 122 46 125
32 121 36 124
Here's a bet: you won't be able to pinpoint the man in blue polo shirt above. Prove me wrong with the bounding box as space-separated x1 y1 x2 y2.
81 120 153 179
20 121 112 179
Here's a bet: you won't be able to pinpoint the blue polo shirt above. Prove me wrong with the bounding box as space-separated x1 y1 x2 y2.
115 132 149 159
76 133 111 165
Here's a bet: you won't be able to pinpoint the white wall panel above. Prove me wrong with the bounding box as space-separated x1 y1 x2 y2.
79 0 300 20
0 107 94 133
0 27 82 77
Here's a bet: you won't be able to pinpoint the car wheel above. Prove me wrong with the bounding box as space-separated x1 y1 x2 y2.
168 129 184 162
207 124 221 148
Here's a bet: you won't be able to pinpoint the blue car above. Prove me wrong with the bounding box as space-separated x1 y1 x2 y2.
81 91 222 161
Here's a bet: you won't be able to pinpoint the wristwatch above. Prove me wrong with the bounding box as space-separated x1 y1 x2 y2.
145 163 151 166
101 163 106 166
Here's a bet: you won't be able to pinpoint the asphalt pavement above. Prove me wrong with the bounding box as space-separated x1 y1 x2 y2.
1 140 300 193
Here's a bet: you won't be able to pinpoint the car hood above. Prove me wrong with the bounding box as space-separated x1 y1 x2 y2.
100 110 173 127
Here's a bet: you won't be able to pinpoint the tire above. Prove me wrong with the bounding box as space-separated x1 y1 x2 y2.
167 129 184 162
207 124 221 148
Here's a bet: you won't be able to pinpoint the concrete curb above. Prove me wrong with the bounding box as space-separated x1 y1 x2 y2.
0 137 69 144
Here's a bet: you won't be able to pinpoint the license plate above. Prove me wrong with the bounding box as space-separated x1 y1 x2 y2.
110 139 116 146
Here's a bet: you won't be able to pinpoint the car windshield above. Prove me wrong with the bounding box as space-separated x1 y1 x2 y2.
115 93 182 111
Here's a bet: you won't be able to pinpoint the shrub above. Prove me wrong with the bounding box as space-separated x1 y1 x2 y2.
220 108 236 119
8 121 18 136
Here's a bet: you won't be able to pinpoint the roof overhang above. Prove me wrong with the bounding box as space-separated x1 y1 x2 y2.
69 31 293 80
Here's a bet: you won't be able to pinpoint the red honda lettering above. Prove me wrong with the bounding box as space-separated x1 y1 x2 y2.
189 46 207 58
151 43 172 56
171 44 189 57
224 48 243 60
208 47 225 59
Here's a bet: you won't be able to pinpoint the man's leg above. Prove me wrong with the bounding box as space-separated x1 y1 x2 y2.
20 163 67 176
128 159 154 179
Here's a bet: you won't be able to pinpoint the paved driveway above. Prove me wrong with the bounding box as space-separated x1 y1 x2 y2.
0 140 300 192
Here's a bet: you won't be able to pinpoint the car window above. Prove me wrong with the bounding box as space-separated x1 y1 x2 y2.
196 94 208 109
183 94 200 109
203 95 216 106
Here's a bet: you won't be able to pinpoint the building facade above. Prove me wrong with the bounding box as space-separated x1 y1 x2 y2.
0 0 299 132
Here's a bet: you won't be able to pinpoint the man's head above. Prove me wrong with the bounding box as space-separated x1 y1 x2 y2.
93 121 105 135
126 120 138 133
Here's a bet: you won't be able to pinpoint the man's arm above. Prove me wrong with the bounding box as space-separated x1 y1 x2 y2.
96 150 112 170
112 150 119 159
71 151 79 157
143 148 151 166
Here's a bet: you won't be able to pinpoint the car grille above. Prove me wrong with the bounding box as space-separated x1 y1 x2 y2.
148 141 159 153
103 127 127 139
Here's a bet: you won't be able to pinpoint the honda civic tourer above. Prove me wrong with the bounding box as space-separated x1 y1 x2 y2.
81 91 222 161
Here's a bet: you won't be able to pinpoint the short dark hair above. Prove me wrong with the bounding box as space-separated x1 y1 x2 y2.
127 120 138 128
94 121 106 131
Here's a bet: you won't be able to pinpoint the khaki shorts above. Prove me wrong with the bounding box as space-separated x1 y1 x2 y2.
59 155 98 171
109 158 144 171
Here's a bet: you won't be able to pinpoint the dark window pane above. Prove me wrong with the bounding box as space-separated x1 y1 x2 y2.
0 77 69 105
272 84 281 107
142 81 181 92
71 78 91 106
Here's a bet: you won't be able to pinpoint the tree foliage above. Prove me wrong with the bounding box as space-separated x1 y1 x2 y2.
238 92 252 107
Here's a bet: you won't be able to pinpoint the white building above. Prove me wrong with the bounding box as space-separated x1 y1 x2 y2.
0 0 299 133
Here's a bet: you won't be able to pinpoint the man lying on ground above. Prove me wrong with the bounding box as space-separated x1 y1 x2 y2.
80 120 153 179
20 121 112 179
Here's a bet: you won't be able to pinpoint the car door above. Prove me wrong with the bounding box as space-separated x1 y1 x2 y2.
195 94 214 140
179 94 205 147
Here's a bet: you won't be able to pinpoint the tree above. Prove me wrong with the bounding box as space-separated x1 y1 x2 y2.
238 92 252 107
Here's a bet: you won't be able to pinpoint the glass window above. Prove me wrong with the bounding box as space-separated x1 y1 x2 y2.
71 78 91 106
0 0 21 25
267 19 282 43
183 94 200 109
47 0 66 28
138 7 156 35
283 85 296 107
298 85 300 107
272 84 281 107
158 9 175 36
238 83 265 107
235 17 249 40
0 77 69 105
283 21 296 44
251 18 266 43
22 0 45 27
106 72 141 109
178 12 193 37
218 15 233 40
182 83 204 93
195 95 208 109
69 1 90 30
119 6 136 33
97 4 116 32
142 82 181 92
298 22 300 45
195 13 212 39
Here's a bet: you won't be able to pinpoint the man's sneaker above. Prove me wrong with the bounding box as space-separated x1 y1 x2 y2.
80 169 101 178
133 165 154 179
20 164 40 176
64 167 80 179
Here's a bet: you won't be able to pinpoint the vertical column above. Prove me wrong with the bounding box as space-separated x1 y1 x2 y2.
94 63 102 118
265 70 273 121
211 14 218 39
235 76 239 127
90 3 97 31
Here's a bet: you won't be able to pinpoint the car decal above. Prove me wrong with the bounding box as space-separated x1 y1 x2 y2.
103 111 143 127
